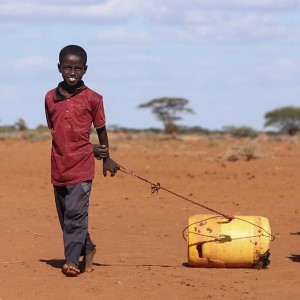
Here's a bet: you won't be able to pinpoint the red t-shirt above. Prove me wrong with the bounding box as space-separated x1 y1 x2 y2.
45 83 106 186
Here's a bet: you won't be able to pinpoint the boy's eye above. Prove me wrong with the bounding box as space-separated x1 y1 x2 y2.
64 66 83 71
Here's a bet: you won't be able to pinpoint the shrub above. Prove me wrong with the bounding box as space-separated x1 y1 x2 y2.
227 126 258 139
225 142 258 161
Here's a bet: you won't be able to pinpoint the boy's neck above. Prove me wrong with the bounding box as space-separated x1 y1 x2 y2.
61 83 77 94
59 81 82 98
59 86 74 98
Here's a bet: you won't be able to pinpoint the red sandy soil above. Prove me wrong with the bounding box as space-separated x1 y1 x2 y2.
0 134 299 300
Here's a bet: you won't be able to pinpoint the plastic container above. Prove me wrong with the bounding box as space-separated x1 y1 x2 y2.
187 214 272 268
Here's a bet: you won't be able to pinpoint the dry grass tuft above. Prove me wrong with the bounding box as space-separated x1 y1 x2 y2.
225 141 259 162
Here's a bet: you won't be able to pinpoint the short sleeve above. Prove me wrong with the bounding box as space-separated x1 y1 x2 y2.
45 93 53 129
91 92 106 128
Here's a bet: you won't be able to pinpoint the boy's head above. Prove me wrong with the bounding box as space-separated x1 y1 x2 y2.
58 45 88 91
59 45 87 66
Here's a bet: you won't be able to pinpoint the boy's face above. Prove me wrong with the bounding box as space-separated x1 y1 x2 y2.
58 54 87 90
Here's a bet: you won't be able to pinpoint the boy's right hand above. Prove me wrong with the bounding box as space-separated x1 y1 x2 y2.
103 157 120 177
93 144 109 160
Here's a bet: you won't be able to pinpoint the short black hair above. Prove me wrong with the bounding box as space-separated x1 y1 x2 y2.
59 45 87 65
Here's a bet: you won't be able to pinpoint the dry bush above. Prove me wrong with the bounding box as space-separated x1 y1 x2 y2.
225 141 259 162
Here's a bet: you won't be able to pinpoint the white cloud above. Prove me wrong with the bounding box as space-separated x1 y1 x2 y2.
0 0 149 23
92 11 285 44
274 59 300 76
0 0 298 45
0 0 299 23
0 84 17 100
14 57 51 70
232 0 300 10
94 27 152 43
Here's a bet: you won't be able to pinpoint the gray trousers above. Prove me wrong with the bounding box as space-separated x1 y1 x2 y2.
54 181 96 267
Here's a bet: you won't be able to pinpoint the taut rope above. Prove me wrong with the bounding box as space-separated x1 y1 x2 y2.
118 165 234 221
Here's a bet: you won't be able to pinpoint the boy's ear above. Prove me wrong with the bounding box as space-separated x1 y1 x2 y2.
84 65 88 73
57 63 62 73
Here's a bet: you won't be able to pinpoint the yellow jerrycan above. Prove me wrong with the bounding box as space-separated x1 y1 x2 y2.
186 214 272 268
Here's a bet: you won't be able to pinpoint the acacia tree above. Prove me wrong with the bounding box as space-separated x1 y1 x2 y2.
137 97 195 133
14 118 28 131
264 106 300 135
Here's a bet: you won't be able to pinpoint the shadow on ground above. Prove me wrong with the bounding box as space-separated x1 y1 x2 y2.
40 259 65 269
40 259 183 269
287 255 300 263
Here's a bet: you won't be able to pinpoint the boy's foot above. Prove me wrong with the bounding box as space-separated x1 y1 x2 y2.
62 262 80 277
83 248 96 272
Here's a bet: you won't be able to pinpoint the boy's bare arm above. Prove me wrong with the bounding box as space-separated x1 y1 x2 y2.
95 127 120 177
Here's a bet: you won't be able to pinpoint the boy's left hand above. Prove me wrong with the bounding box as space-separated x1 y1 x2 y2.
93 144 109 160
103 157 120 177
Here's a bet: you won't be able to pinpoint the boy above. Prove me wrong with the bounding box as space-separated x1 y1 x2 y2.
45 45 119 277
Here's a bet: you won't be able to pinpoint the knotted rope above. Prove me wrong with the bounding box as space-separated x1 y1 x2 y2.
118 164 234 221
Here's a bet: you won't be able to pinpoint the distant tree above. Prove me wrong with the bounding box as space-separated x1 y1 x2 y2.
179 125 211 135
264 106 300 136
137 97 195 133
35 124 49 131
14 118 28 131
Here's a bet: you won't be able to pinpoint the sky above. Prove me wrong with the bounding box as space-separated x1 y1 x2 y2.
0 0 300 131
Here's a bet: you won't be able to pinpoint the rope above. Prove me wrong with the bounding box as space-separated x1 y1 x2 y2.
181 216 275 242
118 165 234 221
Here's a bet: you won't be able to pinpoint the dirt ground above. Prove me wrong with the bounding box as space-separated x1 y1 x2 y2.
0 134 299 300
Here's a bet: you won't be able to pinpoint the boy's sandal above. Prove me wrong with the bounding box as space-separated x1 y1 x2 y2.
62 263 80 277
